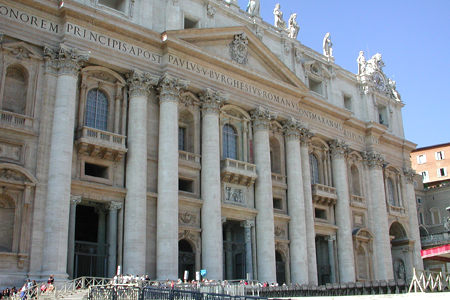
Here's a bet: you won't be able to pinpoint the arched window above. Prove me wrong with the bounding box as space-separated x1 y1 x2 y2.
85 89 108 131
223 124 238 160
387 178 395 206
3 64 28 115
309 154 319 184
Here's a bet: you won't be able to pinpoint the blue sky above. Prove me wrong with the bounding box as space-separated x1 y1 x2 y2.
240 1 449 148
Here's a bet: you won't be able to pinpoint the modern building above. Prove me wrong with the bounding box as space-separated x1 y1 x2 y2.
0 0 423 287
412 144 450 272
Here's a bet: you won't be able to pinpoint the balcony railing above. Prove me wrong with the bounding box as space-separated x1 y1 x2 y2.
75 127 127 161
0 110 33 130
311 183 337 206
271 173 287 188
421 232 450 247
388 204 405 216
178 150 201 165
220 158 257 186
350 195 367 208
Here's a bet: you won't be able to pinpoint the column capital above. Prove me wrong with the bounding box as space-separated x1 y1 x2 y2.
403 167 416 183
282 117 306 141
126 69 158 98
362 151 385 169
94 204 107 214
329 139 349 159
325 235 336 242
43 44 89 76
300 128 315 147
199 88 229 115
240 220 255 228
108 201 123 211
251 106 277 132
221 216 227 224
70 195 82 205
157 73 189 104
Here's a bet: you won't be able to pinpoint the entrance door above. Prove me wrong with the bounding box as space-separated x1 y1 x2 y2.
275 251 286 285
315 236 331 285
178 239 195 281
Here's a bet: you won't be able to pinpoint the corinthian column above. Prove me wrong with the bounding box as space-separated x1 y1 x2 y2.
283 118 309 284
251 106 277 283
123 70 158 275
362 151 393 280
42 45 89 279
299 127 318 284
403 167 424 272
156 74 189 280
329 139 355 282
199 88 228 280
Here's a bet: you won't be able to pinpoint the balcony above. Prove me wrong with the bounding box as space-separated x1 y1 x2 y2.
220 158 257 187
350 195 367 208
179 150 201 169
75 127 127 161
388 204 405 216
0 110 33 131
421 232 450 247
272 173 287 189
311 183 337 206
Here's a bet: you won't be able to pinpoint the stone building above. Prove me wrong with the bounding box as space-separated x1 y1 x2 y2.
411 143 450 272
0 0 422 287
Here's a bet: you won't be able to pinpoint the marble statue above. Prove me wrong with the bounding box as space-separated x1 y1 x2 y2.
288 13 299 39
246 0 260 16
323 32 333 57
273 3 287 29
389 79 401 101
357 51 366 75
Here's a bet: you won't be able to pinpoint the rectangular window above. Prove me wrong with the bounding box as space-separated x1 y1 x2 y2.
432 210 440 225
273 198 282 210
419 212 424 225
437 167 447 177
343 95 352 111
184 17 199 29
315 208 327 220
179 178 194 193
417 154 427 164
84 162 109 179
309 78 323 95
178 127 186 151
98 0 127 12
435 151 445 160
421 171 429 181
417 197 422 204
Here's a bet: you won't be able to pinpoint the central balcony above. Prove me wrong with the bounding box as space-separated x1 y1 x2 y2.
220 158 257 187
311 183 338 206
75 126 127 161
421 232 450 247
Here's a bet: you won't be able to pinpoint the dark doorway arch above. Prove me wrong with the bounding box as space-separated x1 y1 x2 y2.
179 239 195 281
275 250 286 285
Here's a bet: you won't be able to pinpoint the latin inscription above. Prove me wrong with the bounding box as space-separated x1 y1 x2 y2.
0 5 59 33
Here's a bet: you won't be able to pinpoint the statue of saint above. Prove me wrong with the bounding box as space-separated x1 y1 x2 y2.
389 79 401 101
273 3 287 29
246 0 260 16
323 32 333 57
357 51 366 75
288 13 299 39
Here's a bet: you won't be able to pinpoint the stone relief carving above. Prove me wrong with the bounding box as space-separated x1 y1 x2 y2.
229 33 249 65
295 49 303 64
362 151 385 169
70 195 82 205
225 186 244 203
108 201 123 211
0 169 27 182
126 69 158 97
91 72 115 83
199 88 229 115
157 73 189 103
179 212 198 225
402 167 416 183
207 3 216 18
274 226 286 238
283 40 292 54
328 139 349 159
251 106 277 132
43 44 89 76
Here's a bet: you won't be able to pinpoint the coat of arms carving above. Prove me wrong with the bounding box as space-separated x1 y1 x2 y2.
229 33 249 65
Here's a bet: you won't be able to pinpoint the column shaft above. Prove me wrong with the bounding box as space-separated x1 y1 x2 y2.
67 196 81 279
326 236 336 283
241 221 255 280
329 140 355 282
108 202 122 278
200 89 228 280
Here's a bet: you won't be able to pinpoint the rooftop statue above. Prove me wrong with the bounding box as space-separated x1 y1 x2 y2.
323 32 333 57
357 51 366 75
389 79 401 101
288 13 299 39
246 0 260 16
273 3 287 30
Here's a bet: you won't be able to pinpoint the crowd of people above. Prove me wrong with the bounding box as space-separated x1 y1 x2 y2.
0 275 54 300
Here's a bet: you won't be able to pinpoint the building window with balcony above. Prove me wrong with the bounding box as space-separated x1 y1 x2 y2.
309 154 319 185
223 124 238 160
85 88 108 131
3 64 28 115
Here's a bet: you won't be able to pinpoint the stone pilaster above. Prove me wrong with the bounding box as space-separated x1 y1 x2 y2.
403 167 424 271
283 118 309 284
67 196 81 279
199 88 228 280
251 106 277 283
156 74 189 280
299 126 318 284
41 45 89 279
241 220 255 280
362 151 394 280
108 201 122 277
123 69 158 275
329 139 355 282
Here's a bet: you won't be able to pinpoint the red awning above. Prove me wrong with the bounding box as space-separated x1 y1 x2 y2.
421 244 450 262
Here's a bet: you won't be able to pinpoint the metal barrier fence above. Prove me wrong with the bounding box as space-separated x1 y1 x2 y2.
89 286 267 300
258 279 408 297
409 268 450 292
